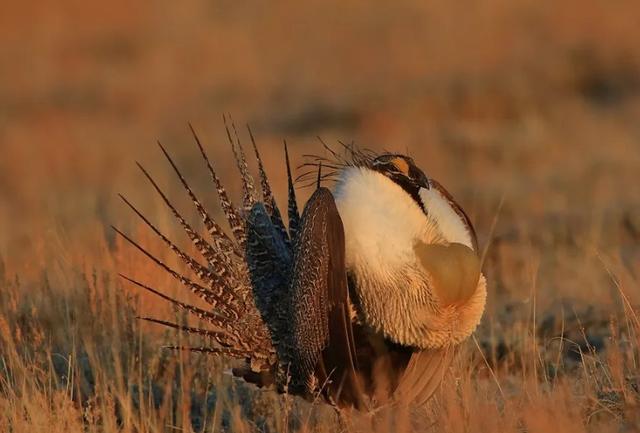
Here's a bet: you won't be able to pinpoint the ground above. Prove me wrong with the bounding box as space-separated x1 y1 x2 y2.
1 1 639 432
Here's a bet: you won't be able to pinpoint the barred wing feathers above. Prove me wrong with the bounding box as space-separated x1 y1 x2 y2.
287 187 364 407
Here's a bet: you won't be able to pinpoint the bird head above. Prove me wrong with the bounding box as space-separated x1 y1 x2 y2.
370 153 478 251
370 154 430 209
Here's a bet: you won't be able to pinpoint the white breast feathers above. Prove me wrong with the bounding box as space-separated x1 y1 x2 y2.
333 167 443 272
332 166 486 349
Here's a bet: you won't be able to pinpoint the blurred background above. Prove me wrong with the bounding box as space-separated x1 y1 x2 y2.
2 1 639 268
1 0 640 341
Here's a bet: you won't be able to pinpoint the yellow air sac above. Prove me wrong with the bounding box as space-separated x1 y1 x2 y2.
413 242 481 306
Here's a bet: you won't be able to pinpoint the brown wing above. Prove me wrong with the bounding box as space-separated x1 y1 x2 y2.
287 187 365 407
394 346 454 406
429 179 479 253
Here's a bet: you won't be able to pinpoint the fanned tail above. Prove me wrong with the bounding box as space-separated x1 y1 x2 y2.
163 345 246 357
157 141 241 259
224 115 256 214
116 194 244 318
113 225 241 319
117 127 281 377
130 163 249 310
119 273 232 326
138 316 238 349
247 125 289 246
189 123 247 248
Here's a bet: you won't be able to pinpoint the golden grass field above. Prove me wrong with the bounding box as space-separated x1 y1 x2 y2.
1 1 640 431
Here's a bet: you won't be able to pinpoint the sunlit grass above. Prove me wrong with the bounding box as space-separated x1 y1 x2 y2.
0 224 637 432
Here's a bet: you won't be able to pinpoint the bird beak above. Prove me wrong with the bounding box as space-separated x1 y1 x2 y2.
415 172 430 190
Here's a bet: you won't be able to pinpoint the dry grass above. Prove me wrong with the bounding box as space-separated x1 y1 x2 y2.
1 0 640 431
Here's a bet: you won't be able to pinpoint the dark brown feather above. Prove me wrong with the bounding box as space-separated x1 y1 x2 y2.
157 141 241 259
189 123 247 247
224 115 256 213
247 125 290 246
287 187 364 407
284 141 300 242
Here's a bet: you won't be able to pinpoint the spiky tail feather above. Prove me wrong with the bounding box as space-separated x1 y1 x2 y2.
284 141 300 243
116 123 303 379
248 125 290 247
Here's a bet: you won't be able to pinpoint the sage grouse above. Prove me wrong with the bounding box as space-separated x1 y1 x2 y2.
116 124 487 409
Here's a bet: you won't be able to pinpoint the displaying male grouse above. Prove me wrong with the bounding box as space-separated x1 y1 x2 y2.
116 123 487 410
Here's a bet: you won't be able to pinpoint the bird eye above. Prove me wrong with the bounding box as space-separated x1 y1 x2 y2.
391 157 410 176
